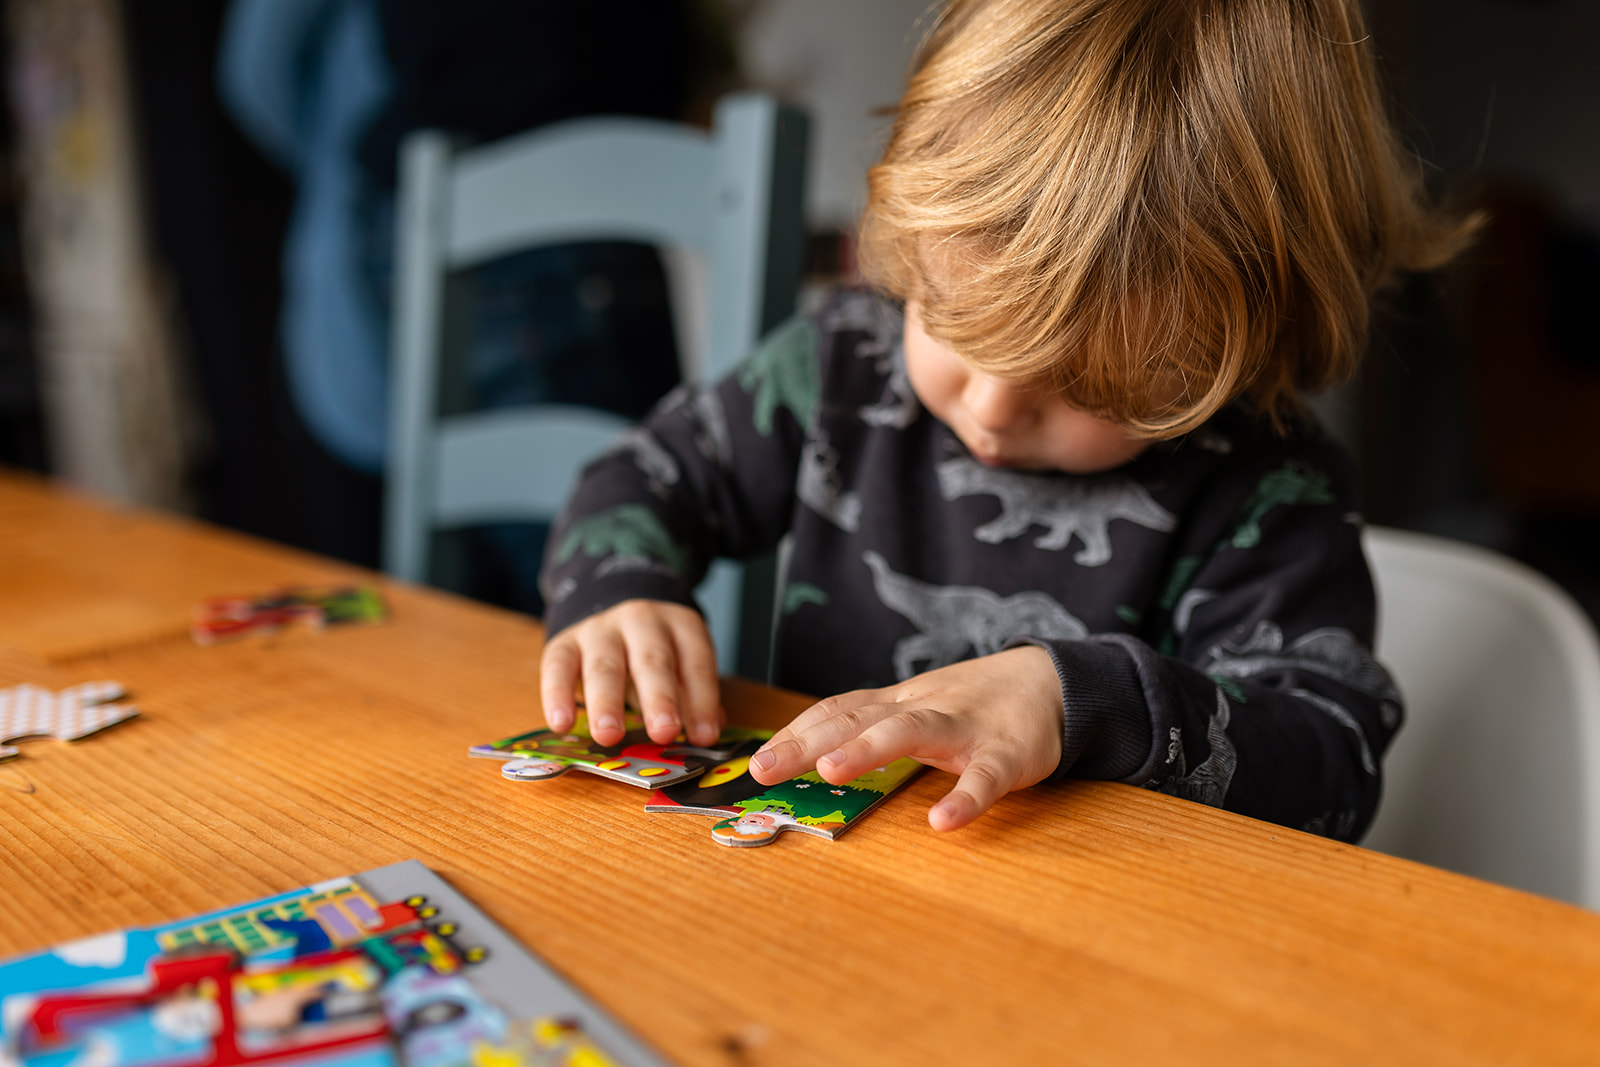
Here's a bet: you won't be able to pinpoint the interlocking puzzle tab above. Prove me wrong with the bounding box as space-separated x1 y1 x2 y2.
470 709 763 790
192 585 388 644
0 681 138 761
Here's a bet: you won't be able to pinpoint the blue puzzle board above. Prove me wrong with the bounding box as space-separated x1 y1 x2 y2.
0 860 667 1067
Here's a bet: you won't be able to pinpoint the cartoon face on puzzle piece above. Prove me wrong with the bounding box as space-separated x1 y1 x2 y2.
709 810 800 847
500 758 570 782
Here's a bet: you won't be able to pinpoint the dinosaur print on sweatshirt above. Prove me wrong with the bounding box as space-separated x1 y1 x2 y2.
1226 460 1335 548
1198 620 1399 777
554 503 689 575
738 315 818 435
661 383 734 469
819 288 920 430
1148 687 1237 807
602 427 680 497
798 433 863 531
1200 621 1400 704
936 456 1177 564
862 551 1087 679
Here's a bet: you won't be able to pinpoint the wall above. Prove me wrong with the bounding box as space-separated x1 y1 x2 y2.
1373 0 1600 225
738 0 933 230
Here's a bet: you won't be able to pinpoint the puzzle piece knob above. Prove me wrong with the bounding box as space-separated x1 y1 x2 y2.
501 758 569 782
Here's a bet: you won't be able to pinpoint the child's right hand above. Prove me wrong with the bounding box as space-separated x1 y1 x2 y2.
538 599 725 749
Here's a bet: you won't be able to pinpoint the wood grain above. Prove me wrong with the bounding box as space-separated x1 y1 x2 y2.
3 468 1600 1066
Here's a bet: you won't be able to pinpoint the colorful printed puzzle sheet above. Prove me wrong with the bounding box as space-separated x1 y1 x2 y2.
0 861 667 1067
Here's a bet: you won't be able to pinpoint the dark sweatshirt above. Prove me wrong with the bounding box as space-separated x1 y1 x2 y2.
541 287 1402 842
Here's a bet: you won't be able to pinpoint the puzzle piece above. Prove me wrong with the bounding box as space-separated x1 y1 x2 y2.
192 585 388 644
645 738 924 847
0 681 139 761
470 709 765 790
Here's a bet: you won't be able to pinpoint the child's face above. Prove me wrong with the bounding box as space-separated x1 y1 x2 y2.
902 300 1150 474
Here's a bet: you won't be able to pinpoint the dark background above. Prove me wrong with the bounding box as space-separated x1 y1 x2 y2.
0 0 1597 620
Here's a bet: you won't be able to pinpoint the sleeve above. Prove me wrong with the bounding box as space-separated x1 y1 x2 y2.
538 314 820 637
1028 446 1402 843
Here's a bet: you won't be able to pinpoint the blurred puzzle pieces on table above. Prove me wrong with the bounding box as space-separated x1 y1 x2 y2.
192 585 388 644
0 681 139 761
469 708 765 790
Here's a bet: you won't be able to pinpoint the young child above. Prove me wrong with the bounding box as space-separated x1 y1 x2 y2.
535 0 1476 841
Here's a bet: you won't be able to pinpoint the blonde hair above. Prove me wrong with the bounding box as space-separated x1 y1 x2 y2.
859 0 1480 436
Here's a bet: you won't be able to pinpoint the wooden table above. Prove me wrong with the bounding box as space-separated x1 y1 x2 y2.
3 467 1600 1065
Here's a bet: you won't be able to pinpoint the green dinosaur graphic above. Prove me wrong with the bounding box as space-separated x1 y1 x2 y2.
1227 461 1335 549
554 504 688 573
782 582 830 615
737 315 819 435
1158 556 1202 611
1208 673 1247 703
1155 554 1203 656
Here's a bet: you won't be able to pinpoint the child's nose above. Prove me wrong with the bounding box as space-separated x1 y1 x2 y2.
963 374 1033 432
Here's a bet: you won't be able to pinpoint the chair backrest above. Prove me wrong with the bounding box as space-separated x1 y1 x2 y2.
384 94 808 675
1362 525 1600 909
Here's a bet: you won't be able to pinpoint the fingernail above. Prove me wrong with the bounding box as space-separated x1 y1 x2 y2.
751 749 775 773
818 749 845 768
595 716 620 736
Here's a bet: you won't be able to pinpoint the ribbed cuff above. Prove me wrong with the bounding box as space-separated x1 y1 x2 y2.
1009 636 1154 782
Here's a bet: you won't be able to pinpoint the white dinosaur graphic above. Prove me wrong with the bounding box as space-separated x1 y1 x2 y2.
540 574 578 606
798 432 863 531
858 345 920 430
822 289 898 360
1147 687 1237 807
1289 687 1378 776
1200 621 1400 703
1199 621 1399 775
862 551 1087 679
935 456 1177 564
1172 588 1217 637
661 383 734 468
820 291 920 430
602 427 680 497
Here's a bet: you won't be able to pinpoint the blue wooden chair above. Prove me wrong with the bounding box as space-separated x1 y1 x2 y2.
384 94 809 677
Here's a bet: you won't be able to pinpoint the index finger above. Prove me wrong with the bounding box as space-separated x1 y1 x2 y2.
748 691 886 784
539 635 582 733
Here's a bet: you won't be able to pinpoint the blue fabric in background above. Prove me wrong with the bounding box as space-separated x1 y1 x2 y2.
217 0 685 611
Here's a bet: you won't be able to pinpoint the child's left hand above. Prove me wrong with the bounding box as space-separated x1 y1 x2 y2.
746 645 1064 831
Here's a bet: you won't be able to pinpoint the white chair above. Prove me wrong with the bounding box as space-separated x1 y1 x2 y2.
1362 525 1600 909
384 94 808 676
